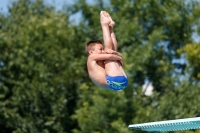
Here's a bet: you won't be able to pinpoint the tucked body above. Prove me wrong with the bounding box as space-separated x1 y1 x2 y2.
86 11 128 90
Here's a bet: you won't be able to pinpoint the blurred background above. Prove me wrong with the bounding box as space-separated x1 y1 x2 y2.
1 0 200 133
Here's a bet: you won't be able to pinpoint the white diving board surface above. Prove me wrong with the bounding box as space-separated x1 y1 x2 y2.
128 117 200 132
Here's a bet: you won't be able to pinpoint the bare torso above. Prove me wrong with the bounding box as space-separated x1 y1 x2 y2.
87 53 127 90
87 57 110 89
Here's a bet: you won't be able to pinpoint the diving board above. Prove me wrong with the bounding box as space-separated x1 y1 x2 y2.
128 117 200 132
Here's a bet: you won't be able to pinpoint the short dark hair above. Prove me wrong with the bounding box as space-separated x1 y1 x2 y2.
85 40 103 55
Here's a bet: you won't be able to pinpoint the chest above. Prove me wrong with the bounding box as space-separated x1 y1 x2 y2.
87 60 105 78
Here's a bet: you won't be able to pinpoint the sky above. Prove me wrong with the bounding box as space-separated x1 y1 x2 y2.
0 0 96 13
0 0 10 13
0 0 75 13
0 0 88 24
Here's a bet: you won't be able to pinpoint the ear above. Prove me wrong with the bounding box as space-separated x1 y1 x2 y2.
89 50 93 54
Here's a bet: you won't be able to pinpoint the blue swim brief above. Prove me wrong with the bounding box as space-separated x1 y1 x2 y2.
106 75 128 91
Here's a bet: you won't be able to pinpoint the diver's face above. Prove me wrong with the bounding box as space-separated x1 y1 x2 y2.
92 44 104 54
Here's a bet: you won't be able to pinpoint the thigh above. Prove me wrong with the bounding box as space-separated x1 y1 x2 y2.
104 60 124 76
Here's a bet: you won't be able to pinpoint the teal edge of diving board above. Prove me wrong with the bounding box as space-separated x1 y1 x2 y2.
128 117 200 132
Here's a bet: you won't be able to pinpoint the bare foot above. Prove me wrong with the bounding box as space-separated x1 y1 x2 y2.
100 11 111 25
106 12 115 27
109 19 115 27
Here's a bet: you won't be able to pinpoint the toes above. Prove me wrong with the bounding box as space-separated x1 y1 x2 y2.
104 12 109 17
101 11 106 16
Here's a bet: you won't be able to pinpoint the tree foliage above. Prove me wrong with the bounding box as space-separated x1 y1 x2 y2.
0 0 86 132
1 0 200 133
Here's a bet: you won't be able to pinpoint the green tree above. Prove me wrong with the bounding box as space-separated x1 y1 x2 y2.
71 0 200 133
1 0 200 133
178 43 200 80
0 0 87 132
